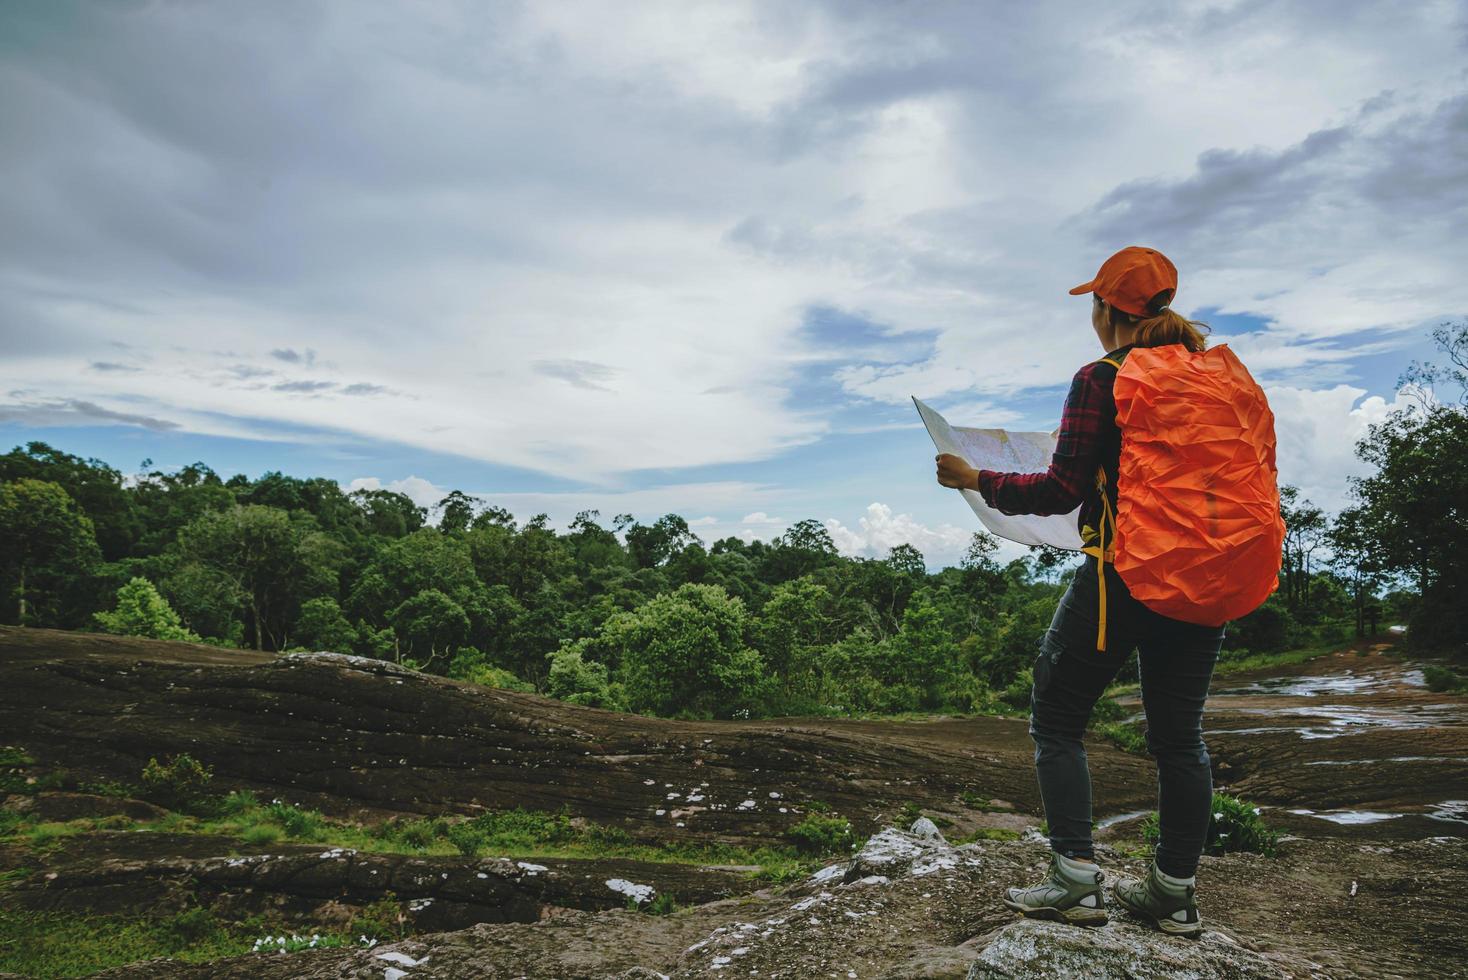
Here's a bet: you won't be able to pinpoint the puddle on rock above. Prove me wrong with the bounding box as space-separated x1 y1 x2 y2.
1209 703 1462 740
1213 668 1427 698
1305 756 1468 766
1095 810 1151 831
1288 808 1405 825
1426 801 1468 826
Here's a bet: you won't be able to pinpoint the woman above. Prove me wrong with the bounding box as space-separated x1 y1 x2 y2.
935 246 1223 937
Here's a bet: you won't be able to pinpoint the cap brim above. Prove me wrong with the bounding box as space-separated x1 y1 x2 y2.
1068 280 1098 296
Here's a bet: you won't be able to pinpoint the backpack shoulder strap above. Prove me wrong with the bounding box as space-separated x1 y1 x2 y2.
1095 346 1132 372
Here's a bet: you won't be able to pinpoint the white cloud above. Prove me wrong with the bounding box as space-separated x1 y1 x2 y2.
2 0 1463 532
741 511 785 526
345 476 449 511
1264 383 1423 513
823 502 973 565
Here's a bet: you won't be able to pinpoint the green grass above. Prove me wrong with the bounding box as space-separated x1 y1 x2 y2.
0 906 276 978
1096 721 1148 755
1212 643 1340 677
1140 792 1279 858
0 793 827 885
959 791 1003 811
0 904 378 978
785 813 855 855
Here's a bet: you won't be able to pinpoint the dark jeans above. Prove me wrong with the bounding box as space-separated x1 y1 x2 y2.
1030 554 1224 878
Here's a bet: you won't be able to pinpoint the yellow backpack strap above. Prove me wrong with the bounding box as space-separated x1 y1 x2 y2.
1078 353 1126 652
1079 465 1116 652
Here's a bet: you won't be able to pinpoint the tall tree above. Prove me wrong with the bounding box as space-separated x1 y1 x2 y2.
1349 321 1468 651
171 505 304 650
0 479 101 625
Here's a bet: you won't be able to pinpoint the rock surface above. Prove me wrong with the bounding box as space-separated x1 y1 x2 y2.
0 626 1152 842
3 629 1465 979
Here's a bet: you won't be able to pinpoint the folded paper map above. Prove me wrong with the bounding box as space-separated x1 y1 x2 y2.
912 397 1083 550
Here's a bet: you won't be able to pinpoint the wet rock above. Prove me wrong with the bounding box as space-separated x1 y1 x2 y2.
0 625 1154 845
966 918 1305 979
1 791 166 822
10 837 753 930
910 816 944 840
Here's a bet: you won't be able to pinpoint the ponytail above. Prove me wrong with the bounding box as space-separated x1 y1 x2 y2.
1104 291 1210 352
1135 308 1210 352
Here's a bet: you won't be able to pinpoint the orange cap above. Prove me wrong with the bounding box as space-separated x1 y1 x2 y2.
1069 246 1178 317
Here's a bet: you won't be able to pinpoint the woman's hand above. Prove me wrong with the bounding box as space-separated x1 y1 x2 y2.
935 453 980 491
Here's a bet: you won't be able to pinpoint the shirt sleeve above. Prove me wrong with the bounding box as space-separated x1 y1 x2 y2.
976 362 1110 516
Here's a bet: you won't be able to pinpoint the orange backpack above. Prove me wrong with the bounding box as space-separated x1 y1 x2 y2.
1083 343 1284 650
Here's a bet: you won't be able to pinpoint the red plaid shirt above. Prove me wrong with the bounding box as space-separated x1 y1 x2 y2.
976 345 1134 540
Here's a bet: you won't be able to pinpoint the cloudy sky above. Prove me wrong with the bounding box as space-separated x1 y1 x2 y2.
3 1 1465 567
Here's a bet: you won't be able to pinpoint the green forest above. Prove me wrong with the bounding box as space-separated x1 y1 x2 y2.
2 325 1464 719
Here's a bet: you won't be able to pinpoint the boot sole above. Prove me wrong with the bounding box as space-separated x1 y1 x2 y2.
1113 895 1202 938
1001 897 1108 927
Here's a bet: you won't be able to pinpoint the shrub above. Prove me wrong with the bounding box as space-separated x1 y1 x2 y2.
94 578 200 642
139 754 213 812
1089 697 1127 724
241 824 281 845
786 813 854 855
262 800 326 840
445 822 485 857
1141 792 1278 857
1424 665 1468 694
351 892 406 941
165 906 219 944
544 645 625 709
1097 721 1148 755
384 817 439 850
220 790 260 817
644 892 680 915
998 668 1033 710
467 807 576 850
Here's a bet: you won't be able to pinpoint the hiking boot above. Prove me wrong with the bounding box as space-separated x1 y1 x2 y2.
1112 862 1203 937
1002 852 1108 926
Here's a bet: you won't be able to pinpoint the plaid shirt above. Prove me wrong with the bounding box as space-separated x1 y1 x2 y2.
976 345 1134 541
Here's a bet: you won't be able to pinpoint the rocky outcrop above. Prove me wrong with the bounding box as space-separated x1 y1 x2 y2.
9 836 755 931
0 626 1156 843
90 823 1373 979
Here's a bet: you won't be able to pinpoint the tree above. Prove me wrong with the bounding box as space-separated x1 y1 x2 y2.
171 505 303 650
1278 486 1327 613
0 442 138 560
0 479 101 626
293 596 358 652
755 578 834 688
601 583 766 718
1350 406 1468 650
391 589 470 669
885 543 928 579
763 519 838 581
349 488 426 538
624 514 701 569
94 577 199 642
434 491 480 535
545 644 625 710
1348 321 1468 651
1326 507 1387 638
